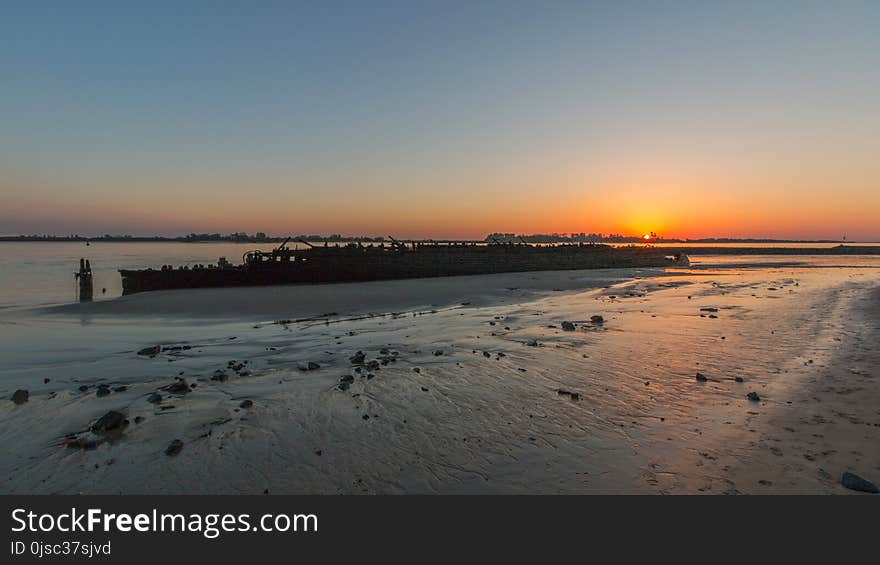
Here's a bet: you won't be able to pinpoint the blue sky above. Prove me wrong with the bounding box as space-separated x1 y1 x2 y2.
2 1 878 239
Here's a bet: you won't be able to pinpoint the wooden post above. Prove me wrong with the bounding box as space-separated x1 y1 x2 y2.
76 258 93 302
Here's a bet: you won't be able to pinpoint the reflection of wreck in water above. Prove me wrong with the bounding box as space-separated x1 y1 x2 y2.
119 238 687 295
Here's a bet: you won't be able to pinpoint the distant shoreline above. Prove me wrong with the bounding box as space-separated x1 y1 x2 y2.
0 235 865 244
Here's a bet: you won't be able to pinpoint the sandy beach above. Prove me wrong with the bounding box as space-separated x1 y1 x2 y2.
1 259 878 494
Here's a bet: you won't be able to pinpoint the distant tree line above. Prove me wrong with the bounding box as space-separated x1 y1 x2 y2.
0 232 844 244
0 233 386 243
486 232 657 243
484 233 843 244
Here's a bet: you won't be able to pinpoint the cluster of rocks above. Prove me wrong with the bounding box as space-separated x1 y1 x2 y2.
556 389 580 401
337 349 401 390
212 360 252 382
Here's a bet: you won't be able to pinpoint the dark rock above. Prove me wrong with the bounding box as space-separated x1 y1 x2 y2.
239 399 253 409
570 393 580 401
525 339 539 347
314 450 323 456
734 376 744 383
134 416 144 424
700 307 719 313
433 349 444 356
561 321 576 332
482 351 491 358
340 374 354 383
349 351 366 364
412 367 421 374
95 384 111 397
11 389 29 405
747 391 761 402
162 380 190 394
78 385 89 392
695 373 708 382
211 370 228 382
147 392 162 404
137 345 161 357
66 437 98 450
91 410 126 433
421 387 429 392
841 471 879 493
307 361 320 370
366 360 380 371
362 414 370 420
165 439 184 456
338 382 351 391
43 378 51 384
590 315 605 324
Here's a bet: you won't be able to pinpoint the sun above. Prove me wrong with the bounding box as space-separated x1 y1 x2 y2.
643 234 651 241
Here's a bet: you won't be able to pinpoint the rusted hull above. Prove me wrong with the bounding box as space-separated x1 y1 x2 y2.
119 245 677 295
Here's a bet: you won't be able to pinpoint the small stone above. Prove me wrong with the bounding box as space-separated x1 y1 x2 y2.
747 391 761 402
349 351 366 364
590 315 605 324
337 382 350 391
561 321 576 331
239 399 253 409
147 392 162 404
695 373 708 382
165 439 184 456
433 349 444 356
137 345 161 357
78 385 89 392
11 389 29 405
340 374 354 383
91 410 126 433
43 378 51 384
163 380 190 394
840 471 879 493
412 368 421 374
526 339 539 347
96 384 111 397
734 376 744 383
421 386 429 392
307 361 320 370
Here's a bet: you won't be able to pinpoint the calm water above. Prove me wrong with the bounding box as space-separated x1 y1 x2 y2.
1 241 878 310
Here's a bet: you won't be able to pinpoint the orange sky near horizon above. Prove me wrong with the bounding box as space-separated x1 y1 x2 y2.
3 161 876 241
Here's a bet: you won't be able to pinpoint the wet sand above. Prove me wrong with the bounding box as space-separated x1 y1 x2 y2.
1 261 878 494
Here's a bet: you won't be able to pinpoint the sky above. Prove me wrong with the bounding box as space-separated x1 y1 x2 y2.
1 1 878 240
